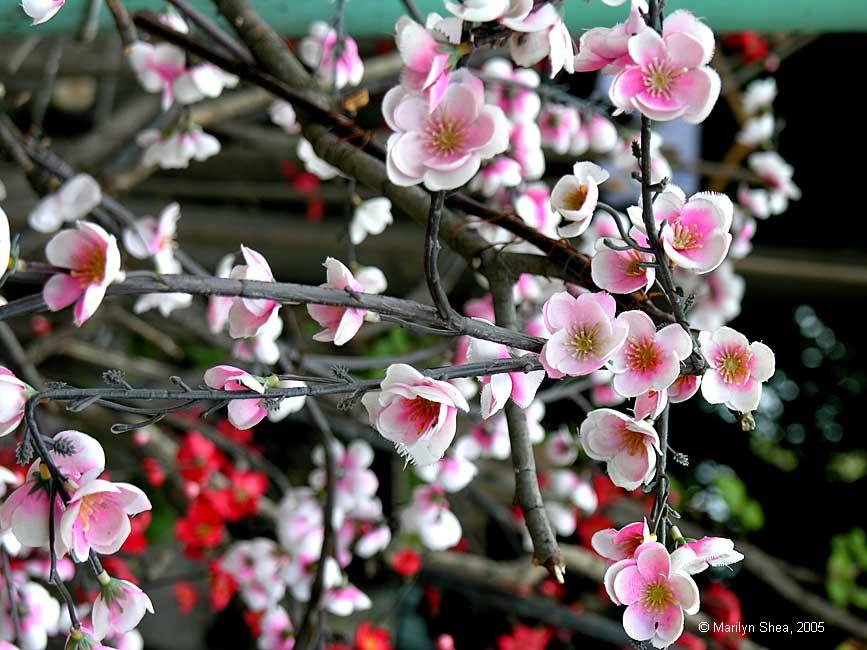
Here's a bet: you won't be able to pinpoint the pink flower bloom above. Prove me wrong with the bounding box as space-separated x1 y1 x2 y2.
128 41 187 110
699 327 775 413
137 124 220 169
361 364 469 465
633 389 668 421
92 577 154 641
415 451 478 492
609 11 720 124
400 484 461 550
573 0 646 73
467 335 545 419
538 104 579 154
463 293 495 321
507 4 575 77
228 246 280 339
203 365 272 430
206 254 234 334
675 536 743 574
580 408 660 490
748 151 801 213
609 311 692 397
515 184 559 239
22 0 65 25
590 369 626 407
13 581 61 649
28 174 102 234
592 520 652 562
667 374 701 403
395 15 460 110
383 71 510 191
608 542 700 648
681 262 744 331
325 583 371 617
122 202 180 272
481 57 541 122
572 114 620 156
60 479 150 561
630 186 733 274
310 440 378 514
65 628 118 650
510 121 545 180
471 157 522 197
552 162 610 238
1 366 34 437
43 222 124 327
298 21 363 90
258 606 295 650
540 291 628 379
591 233 656 295
306 257 367 346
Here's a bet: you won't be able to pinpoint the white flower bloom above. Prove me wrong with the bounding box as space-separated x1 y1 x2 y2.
28 174 102 233
349 198 393 245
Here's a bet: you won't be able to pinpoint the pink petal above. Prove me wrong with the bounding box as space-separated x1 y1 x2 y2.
43 274 83 311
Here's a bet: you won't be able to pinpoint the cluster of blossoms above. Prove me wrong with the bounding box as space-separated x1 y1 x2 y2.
0 431 152 649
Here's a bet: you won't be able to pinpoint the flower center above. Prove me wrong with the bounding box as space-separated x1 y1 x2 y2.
71 246 107 286
625 251 646 277
642 58 681 98
570 323 601 359
715 346 752 384
425 109 466 156
641 579 675 614
620 424 648 455
406 397 440 436
562 184 589 211
671 221 703 250
78 494 104 533
625 337 660 373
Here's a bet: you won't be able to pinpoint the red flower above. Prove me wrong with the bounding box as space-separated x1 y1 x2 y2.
538 578 565 601
497 625 552 650
208 561 238 612
30 315 52 337
354 622 391 650
721 32 769 63
576 514 614 548
678 631 708 650
141 457 165 488
203 470 268 522
244 610 263 637
176 431 225 486
99 556 138 584
174 582 199 614
591 475 622 509
216 418 255 448
389 548 422 577
703 583 746 649
435 635 455 650
176 499 225 558
120 511 151 555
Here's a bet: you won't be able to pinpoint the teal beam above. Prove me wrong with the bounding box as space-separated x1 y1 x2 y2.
1 0 865 36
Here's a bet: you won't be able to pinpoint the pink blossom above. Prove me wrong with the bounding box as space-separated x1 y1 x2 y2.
481 57 541 122
395 15 460 110
590 369 626 407
515 184 559 239
60 478 151 561
631 186 733 274
22 0 65 25
310 440 378 514
699 327 775 413
28 174 102 234
510 121 545 180
592 520 652 562
580 408 659 490
384 71 509 191
681 262 744 331
467 335 545 419
667 374 701 403
1 366 34 437
471 157 522 196
507 4 575 77
228 246 280 339
552 162 610 238
572 114 620 156
540 291 628 379
463 293 495 321
258 606 294 650
203 365 270 430
591 233 656 295
306 257 367 346
674 535 743 574
545 426 579 466
122 202 179 272
12 581 61 649
65 628 118 650
609 311 692 397
538 104 579 154
298 21 363 90
91 576 154 641
233 309 283 366
361 364 469 465
748 151 801 213
608 542 699 648
137 124 220 169
633 389 667 421
220 539 287 611
415 451 478 493
128 41 187 109
325 583 372 617
573 0 646 73
400 484 461 550
609 11 720 123
43 222 124 327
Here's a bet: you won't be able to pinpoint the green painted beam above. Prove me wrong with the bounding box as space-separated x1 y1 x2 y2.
1 0 865 36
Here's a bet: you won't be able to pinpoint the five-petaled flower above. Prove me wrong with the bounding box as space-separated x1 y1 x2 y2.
306 257 368 346
551 161 610 238
699 327 775 413
580 408 660 490
91 574 155 641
